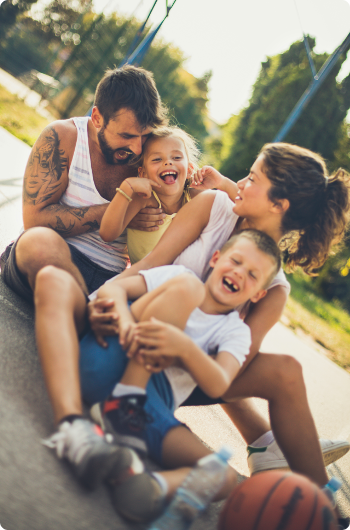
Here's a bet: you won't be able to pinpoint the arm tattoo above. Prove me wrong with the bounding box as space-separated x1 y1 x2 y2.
82 220 100 233
24 127 68 205
45 203 90 220
45 206 99 235
48 217 75 236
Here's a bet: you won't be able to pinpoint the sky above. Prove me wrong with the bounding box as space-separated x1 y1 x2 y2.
93 0 350 123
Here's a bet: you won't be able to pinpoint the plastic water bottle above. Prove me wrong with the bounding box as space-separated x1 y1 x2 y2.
149 446 233 530
322 476 342 507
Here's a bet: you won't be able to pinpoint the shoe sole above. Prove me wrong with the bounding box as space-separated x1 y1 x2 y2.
77 444 128 490
111 473 164 523
251 442 350 474
322 444 350 467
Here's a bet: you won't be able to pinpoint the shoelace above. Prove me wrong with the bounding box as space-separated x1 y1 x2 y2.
42 425 71 458
42 420 105 463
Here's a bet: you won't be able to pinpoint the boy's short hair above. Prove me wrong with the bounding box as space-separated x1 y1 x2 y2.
220 229 282 288
141 126 201 171
94 65 168 129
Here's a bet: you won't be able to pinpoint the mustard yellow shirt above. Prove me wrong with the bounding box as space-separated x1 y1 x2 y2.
127 189 191 264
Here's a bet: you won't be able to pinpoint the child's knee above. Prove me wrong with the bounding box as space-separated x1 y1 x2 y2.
166 273 205 306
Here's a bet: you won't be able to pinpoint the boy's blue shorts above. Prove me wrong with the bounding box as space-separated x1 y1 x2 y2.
79 331 183 465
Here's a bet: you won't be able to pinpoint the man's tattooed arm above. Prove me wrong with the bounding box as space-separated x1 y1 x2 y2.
23 123 108 238
23 126 67 206
46 208 101 237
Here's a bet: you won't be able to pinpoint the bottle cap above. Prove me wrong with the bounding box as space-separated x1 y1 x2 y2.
325 477 342 493
218 445 234 462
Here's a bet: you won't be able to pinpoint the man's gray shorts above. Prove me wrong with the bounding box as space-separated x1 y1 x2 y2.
0 233 120 303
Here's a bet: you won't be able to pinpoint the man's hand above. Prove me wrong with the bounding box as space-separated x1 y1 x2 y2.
88 298 119 347
128 207 166 232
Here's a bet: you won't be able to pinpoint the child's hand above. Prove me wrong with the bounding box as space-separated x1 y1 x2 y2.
125 177 161 199
130 317 189 359
191 166 225 190
140 354 175 373
88 298 119 347
119 320 137 350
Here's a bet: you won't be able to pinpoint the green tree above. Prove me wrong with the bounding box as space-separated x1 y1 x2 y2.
0 0 92 76
217 37 350 180
45 11 210 143
0 0 38 41
2 7 209 144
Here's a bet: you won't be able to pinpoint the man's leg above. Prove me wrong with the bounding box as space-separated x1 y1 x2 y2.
34 265 87 423
16 227 88 295
35 264 163 512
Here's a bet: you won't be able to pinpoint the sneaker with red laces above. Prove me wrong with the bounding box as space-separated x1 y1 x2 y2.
91 394 152 455
42 417 144 490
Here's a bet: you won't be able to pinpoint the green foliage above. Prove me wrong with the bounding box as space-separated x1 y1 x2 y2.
216 37 350 180
287 270 350 333
284 272 350 371
0 84 51 145
0 4 209 145
312 236 350 313
0 0 38 41
0 0 92 75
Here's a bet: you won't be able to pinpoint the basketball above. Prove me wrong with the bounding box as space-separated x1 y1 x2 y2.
218 470 337 530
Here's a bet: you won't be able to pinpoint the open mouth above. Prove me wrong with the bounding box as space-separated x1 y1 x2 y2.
159 170 178 185
114 149 133 161
223 277 239 293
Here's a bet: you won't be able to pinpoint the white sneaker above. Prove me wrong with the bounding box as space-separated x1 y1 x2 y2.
247 438 350 475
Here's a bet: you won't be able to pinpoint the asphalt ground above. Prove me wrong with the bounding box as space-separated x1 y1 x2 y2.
1 125 350 529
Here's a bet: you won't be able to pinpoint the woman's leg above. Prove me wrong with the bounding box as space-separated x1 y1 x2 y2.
35 265 88 423
221 352 328 486
220 399 271 445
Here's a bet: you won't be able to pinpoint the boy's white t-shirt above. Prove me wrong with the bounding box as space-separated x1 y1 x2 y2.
140 264 251 409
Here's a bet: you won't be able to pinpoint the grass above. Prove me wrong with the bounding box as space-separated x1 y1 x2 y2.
0 84 52 146
284 272 350 372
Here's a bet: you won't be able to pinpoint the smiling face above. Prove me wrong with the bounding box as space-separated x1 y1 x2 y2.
92 107 153 165
204 237 276 314
138 135 192 198
233 155 276 219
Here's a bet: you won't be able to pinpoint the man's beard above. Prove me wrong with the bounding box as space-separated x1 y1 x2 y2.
97 127 135 166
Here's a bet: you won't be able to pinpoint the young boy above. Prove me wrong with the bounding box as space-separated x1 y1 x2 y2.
82 229 281 463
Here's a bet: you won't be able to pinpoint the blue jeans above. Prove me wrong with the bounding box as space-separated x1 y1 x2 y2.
79 331 183 464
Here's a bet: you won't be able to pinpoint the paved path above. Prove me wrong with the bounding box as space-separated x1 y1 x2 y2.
1 125 350 530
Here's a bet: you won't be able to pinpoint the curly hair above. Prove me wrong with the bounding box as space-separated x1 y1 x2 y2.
260 143 350 274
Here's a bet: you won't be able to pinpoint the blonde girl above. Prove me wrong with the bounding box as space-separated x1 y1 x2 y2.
100 127 201 264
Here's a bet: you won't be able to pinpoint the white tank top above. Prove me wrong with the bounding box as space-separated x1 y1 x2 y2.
60 117 128 272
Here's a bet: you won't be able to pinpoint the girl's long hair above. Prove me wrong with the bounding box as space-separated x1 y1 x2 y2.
260 143 350 274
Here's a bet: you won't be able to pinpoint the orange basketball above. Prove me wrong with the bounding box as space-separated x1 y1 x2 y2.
218 471 337 530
